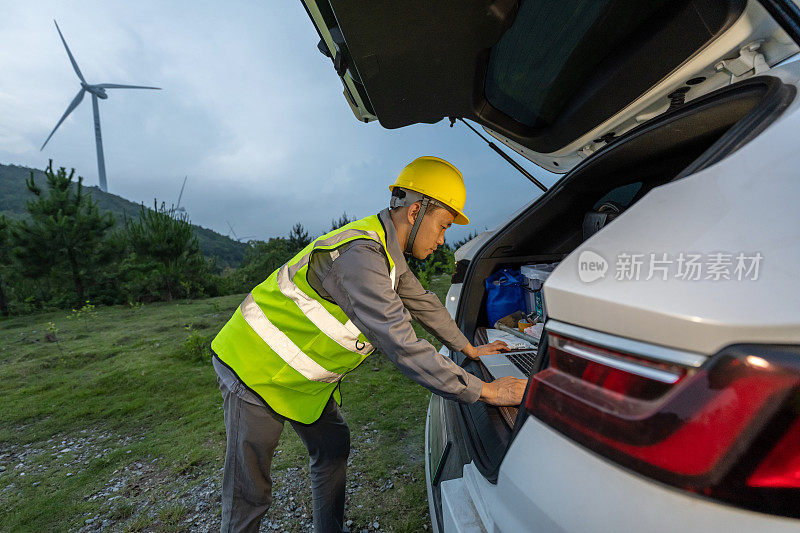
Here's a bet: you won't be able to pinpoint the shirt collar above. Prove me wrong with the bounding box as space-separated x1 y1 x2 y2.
378 208 407 273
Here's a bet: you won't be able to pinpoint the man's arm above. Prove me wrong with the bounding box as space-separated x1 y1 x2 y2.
396 266 511 359
319 241 484 403
395 268 469 352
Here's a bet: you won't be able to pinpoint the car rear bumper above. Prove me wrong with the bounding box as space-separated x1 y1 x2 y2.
491 417 800 533
427 404 800 532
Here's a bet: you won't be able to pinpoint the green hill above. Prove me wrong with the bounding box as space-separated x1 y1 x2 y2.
0 163 247 268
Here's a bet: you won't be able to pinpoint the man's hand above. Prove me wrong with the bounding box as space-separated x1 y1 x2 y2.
479 377 527 406
462 341 510 360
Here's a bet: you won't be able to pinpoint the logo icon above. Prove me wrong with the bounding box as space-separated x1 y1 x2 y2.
578 250 608 283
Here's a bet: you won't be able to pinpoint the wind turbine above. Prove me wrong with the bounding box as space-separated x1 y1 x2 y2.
41 20 161 192
224 221 253 242
225 220 240 242
175 176 188 213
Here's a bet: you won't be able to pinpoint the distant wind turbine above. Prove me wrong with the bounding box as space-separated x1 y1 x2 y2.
40 20 161 192
225 220 240 242
175 176 188 213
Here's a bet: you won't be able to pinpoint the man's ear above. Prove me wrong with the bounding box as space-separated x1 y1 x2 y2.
407 202 421 225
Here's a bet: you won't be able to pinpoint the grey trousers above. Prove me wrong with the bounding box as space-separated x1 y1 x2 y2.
217 373 350 533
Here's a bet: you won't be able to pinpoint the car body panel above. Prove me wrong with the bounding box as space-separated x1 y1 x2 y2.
298 2 800 531
429 60 800 533
445 284 463 321
543 60 800 355
429 405 800 532
439 472 487 533
301 1 377 122
484 0 800 172
453 231 496 263
301 0 798 172
489 417 800 532
425 397 442 533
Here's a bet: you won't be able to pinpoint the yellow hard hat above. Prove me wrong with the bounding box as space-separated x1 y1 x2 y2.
389 156 470 225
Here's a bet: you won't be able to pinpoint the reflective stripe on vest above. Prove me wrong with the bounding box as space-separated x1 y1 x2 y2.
211 213 398 423
276 264 373 356
286 227 386 280
239 293 342 382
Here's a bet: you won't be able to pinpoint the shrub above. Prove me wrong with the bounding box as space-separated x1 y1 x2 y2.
222 237 296 293
178 329 212 364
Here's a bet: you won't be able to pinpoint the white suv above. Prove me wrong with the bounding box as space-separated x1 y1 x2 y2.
301 1 800 530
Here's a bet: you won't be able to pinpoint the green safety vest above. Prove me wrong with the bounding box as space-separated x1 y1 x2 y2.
211 214 397 423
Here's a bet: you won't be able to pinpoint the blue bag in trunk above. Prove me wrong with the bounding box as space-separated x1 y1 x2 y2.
484 268 527 327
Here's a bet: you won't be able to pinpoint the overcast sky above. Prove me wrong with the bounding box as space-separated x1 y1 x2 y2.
0 1 559 243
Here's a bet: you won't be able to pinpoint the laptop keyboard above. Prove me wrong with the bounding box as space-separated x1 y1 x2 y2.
506 351 538 376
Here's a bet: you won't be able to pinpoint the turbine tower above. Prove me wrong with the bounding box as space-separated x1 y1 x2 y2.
175 176 188 213
41 20 161 192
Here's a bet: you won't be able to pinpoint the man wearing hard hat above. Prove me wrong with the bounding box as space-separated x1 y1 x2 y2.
211 156 526 532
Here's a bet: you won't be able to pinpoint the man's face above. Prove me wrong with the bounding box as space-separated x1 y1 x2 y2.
410 205 456 260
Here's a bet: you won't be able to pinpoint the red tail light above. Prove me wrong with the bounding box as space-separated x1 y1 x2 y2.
747 417 800 489
525 333 800 517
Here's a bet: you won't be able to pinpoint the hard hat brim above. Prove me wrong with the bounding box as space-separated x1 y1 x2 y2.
389 183 470 225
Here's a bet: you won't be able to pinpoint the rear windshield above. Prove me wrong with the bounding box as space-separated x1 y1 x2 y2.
485 0 674 128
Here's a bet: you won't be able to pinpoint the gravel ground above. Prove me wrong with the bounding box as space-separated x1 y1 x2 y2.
1 426 428 532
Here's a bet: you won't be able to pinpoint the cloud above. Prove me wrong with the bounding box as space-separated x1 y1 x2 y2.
0 0 557 245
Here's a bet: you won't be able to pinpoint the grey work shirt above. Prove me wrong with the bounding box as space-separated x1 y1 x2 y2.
213 208 483 407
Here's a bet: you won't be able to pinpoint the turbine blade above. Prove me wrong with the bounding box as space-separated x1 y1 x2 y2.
177 176 187 208
41 88 85 150
53 20 86 84
95 83 161 90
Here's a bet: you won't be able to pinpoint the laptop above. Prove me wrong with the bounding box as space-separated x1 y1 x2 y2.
480 349 538 380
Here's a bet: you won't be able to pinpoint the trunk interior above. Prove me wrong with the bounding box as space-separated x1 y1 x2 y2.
446 74 795 481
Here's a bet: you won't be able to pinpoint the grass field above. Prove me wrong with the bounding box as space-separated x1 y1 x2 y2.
0 276 454 532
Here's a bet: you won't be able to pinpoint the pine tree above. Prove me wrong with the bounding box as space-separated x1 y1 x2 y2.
329 212 355 231
288 222 311 252
123 201 206 301
234 237 295 291
452 230 479 250
11 161 114 305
